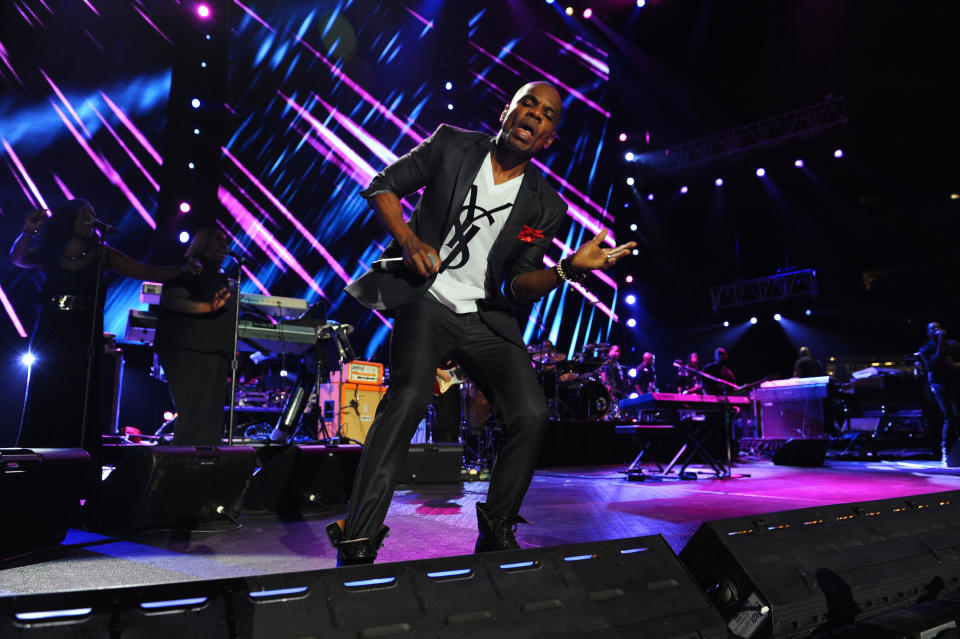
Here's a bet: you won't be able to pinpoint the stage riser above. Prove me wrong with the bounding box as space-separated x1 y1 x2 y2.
1 536 725 638
680 490 960 638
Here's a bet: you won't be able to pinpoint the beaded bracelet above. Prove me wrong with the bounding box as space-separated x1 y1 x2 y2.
554 257 587 283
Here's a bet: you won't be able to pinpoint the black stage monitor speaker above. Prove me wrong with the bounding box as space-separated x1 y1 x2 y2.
0 536 726 638
243 444 362 514
399 443 463 483
83 446 256 532
679 490 960 639
1 448 89 559
771 438 827 467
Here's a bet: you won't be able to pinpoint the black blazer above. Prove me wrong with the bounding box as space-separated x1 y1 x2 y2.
345 124 567 346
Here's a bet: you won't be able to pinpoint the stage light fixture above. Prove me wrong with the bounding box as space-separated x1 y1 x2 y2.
625 275 634 283
637 0 646 6
280 369 289 378
21 352 35 367
628 369 637 378
191 98 200 108
565 6 574 15
200 61 207 68
805 309 812 316
749 316 758 325
583 8 593 19
715 178 723 187
774 313 782 321
756 168 766 177
626 177 635 186
205 34 211 40
444 81 453 90
625 294 636 305
626 318 637 328
619 133 627 142
196 4 211 19
545 0 555 3
950 193 959 200
833 148 844 158
193 128 200 135
178 231 191 243
447 104 453 110
722 321 730 328
794 158 804 168
631 248 639 255
680 185 688 194
629 223 637 231
187 162 196 170
179 202 192 213
646 193 654 201
163 411 175 421
625 152 634 161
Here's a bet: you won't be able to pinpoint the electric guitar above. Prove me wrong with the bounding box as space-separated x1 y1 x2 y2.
433 365 467 395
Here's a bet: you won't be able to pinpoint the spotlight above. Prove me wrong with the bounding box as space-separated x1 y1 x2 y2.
833 148 844 158
626 318 637 328
625 152 635 161
447 103 454 110
565 6 574 15
715 178 723 187
200 61 207 68
625 294 636 305
773 313 782 321
794 158 804 168
628 369 637 379
625 275 634 283
805 309 812 316
680 185 688 194
626 177 635 186
646 193 654 201
629 223 637 231
583 8 592 19
179 202 191 213
21 352 35 367
628 391 639 399
631 248 639 255
193 128 200 135
205 34 211 40
722 321 730 328
179 231 191 243
162 410 175 422
546 0 555 3
637 0 645 6
191 98 201 108
279 369 289 378
196 4 211 18
444 81 453 90
187 162 196 170
749 316 758 325
756 168 766 177
619 133 628 142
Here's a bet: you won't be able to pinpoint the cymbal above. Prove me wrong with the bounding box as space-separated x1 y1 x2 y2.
534 351 566 364
581 343 611 351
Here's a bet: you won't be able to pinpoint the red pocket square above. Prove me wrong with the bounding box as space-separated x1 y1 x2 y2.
517 225 545 243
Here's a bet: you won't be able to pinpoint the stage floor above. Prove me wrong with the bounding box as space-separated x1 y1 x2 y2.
3 458 960 598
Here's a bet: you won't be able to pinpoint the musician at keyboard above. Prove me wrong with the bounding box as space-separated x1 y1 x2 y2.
155 228 234 446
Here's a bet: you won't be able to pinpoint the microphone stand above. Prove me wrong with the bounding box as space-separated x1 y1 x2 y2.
226 256 245 446
80 231 108 464
673 362 742 477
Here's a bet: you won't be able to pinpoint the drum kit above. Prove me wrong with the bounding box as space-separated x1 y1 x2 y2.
528 342 617 421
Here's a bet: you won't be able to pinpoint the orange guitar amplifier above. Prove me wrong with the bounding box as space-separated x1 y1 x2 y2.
317 382 387 444
329 361 385 386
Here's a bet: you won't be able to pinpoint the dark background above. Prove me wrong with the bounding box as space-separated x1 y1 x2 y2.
0 0 956 442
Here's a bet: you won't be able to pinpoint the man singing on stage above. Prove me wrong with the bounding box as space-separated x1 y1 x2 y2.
327 81 634 565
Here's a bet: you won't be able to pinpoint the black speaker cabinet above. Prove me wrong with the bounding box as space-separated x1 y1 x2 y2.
243 444 362 514
1 448 89 559
680 490 960 638
83 446 256 532
399 443 463 484
771 438 827 467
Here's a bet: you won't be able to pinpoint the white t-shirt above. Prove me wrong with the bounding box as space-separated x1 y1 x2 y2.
429 152 522 313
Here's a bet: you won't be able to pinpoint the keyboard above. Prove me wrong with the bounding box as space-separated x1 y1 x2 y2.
619 392 751 413
139 283 309 318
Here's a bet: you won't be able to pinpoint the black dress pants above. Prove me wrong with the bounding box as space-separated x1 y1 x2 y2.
343 296 548 541
158 348 229 446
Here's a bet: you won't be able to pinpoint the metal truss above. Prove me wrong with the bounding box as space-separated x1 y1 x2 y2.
710 269 819 312
637 97 848 176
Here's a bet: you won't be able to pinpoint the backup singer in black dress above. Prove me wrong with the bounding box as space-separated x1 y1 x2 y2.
327 81 635 565
9 199 199 489
155 228 233 446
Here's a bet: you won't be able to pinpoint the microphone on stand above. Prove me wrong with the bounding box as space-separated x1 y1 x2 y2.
91 218 118 233
226 250 252 264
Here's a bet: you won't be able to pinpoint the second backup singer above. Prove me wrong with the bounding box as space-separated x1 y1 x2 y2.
327 81 635 565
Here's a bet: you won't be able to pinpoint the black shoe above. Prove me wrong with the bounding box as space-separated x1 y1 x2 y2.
474 502 530 553
325 519 389 566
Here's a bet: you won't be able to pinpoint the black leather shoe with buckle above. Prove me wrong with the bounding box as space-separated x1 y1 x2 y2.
325 519 390 566
474 502 530 553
